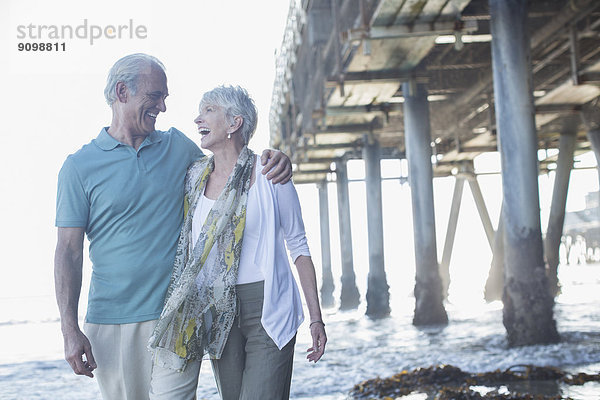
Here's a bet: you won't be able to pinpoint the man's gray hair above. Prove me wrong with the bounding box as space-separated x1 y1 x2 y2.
104 53 166 106
199 85 258 145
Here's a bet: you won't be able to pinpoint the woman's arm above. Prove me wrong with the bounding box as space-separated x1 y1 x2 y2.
275 180 327 362
294 255 327 362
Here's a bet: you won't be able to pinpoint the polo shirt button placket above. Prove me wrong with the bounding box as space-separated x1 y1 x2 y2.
136 150 146 172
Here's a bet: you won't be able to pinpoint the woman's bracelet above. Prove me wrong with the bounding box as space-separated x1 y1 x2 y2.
309 320 325 328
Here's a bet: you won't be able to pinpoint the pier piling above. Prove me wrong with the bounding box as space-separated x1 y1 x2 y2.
335 159 361 310
318 181 335 308
403 80 448 326
490 0 559 346
363 137 391 317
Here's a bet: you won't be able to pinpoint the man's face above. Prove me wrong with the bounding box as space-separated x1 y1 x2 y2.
122 67 168 136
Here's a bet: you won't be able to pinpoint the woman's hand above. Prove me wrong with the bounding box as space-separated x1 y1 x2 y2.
295 256 327 363
306 321 327 363
260 149 292 184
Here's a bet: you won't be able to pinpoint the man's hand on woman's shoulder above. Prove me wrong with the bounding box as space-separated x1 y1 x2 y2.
260 149 292 184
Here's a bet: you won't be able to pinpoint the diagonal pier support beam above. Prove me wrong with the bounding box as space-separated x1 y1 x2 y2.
485 205 505 302
582 104 600 226
587 128 600 189
545 130 576 297
403 79 448 326
440 175 465 299
441 162 496 300
363 137 391 317
318 181 335 308
335 159 361 310
490 0 559 346
467 172 495 250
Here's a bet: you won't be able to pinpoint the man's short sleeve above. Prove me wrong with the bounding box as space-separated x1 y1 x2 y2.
189 139 204 160
56 157 89 228
170 127 204 162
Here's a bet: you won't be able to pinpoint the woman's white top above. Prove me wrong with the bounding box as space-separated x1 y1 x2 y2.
191 155 311 349
192 176 265 285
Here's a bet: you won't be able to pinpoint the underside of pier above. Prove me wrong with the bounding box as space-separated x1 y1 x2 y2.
270 0 600 345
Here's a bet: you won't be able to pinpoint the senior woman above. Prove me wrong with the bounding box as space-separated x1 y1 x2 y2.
148 85 326 399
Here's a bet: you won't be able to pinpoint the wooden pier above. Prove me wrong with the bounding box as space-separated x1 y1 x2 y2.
270 0 600 346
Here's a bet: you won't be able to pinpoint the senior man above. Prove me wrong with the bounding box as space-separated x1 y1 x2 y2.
54 53 292 399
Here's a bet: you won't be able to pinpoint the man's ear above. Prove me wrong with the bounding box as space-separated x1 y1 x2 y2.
228 116 243 134
116 82 128 103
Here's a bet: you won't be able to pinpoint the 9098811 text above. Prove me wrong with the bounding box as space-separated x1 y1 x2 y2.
17 42 66 51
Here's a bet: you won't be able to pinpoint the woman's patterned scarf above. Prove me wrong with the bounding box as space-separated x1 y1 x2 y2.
148 146 254 371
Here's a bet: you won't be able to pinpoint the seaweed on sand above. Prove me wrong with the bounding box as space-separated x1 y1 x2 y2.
350 364 600 399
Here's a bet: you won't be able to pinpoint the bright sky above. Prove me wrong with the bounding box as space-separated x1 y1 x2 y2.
0 0 290 300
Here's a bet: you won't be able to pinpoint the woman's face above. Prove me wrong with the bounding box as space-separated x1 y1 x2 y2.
194 104 230 150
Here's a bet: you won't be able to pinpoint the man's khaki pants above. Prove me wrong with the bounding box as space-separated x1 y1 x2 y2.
84 319 158 400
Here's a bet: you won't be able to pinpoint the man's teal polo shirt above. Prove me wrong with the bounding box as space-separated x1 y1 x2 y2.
56 127 204 324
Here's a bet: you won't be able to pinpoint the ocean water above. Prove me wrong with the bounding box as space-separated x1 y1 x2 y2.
1 263 599 399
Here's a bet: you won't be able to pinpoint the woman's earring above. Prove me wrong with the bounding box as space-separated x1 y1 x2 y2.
227 132 231 139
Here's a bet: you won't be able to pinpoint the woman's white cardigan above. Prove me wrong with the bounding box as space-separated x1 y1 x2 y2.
251 158 311 349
